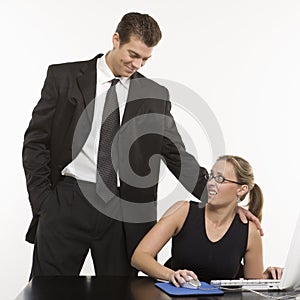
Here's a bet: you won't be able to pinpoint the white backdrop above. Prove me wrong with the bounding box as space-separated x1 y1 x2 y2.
1 1 300 299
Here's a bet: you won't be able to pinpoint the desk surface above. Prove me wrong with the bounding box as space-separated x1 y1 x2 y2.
16 276 298 300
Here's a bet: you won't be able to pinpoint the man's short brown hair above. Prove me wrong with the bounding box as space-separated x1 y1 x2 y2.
116 12 162 47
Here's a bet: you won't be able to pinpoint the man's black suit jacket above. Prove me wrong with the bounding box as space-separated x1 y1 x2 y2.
22 54 208 258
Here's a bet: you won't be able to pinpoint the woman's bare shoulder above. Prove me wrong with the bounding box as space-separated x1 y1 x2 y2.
161 200 190 219
160 201 191 235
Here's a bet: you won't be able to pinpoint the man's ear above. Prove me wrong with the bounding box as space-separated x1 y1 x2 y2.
112 32 120 49
237 185 249 198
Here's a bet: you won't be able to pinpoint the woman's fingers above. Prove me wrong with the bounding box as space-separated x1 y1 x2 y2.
170 269 198 287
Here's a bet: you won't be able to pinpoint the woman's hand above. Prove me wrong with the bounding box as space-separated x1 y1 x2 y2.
263 266 283 279
168 269 198 287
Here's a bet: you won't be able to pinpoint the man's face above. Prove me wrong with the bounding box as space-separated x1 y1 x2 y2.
108 33 153 77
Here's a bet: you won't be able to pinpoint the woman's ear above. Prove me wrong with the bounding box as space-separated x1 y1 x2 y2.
237 184 249 198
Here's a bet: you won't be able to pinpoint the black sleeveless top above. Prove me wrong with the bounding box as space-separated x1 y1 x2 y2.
170 201 248 282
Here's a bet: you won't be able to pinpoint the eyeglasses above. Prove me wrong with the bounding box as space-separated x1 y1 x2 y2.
206 174 244 185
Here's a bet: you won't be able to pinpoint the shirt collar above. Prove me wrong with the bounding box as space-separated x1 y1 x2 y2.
97 54 130 89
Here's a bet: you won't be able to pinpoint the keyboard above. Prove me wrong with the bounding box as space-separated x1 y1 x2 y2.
210 279 281 291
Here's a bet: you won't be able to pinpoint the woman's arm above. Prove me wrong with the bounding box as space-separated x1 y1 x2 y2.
243 221 264 278
131 201 197 286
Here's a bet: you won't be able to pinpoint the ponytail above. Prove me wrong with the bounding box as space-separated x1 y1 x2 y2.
247 183 264 222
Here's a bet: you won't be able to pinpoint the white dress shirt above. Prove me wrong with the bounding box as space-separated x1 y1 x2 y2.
62 54 130 182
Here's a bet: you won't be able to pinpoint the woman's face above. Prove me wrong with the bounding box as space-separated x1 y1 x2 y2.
207 160 242 207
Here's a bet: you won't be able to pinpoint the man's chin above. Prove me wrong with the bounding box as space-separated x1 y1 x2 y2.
124 66 136 76
117 71 132 77
125 72 134 77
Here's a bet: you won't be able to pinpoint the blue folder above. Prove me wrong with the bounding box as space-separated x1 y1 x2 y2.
155 281 224 296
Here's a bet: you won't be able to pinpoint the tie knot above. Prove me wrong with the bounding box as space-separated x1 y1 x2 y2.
111 78 119 87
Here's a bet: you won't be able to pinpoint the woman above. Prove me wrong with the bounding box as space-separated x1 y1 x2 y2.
131 155 282 287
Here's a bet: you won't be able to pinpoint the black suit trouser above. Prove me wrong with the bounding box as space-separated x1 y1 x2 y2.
30 177 132 278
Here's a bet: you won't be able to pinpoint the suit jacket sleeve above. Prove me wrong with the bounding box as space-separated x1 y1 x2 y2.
161 98 208 202
22 65 58 215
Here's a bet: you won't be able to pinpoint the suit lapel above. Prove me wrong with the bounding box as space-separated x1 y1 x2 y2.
122 72 147 126
69 54 101 155
77 54 102 121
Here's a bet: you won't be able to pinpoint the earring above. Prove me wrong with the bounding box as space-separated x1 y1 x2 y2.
237 197 241 203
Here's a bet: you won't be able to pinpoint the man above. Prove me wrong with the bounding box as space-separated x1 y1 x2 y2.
23 12 261 278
